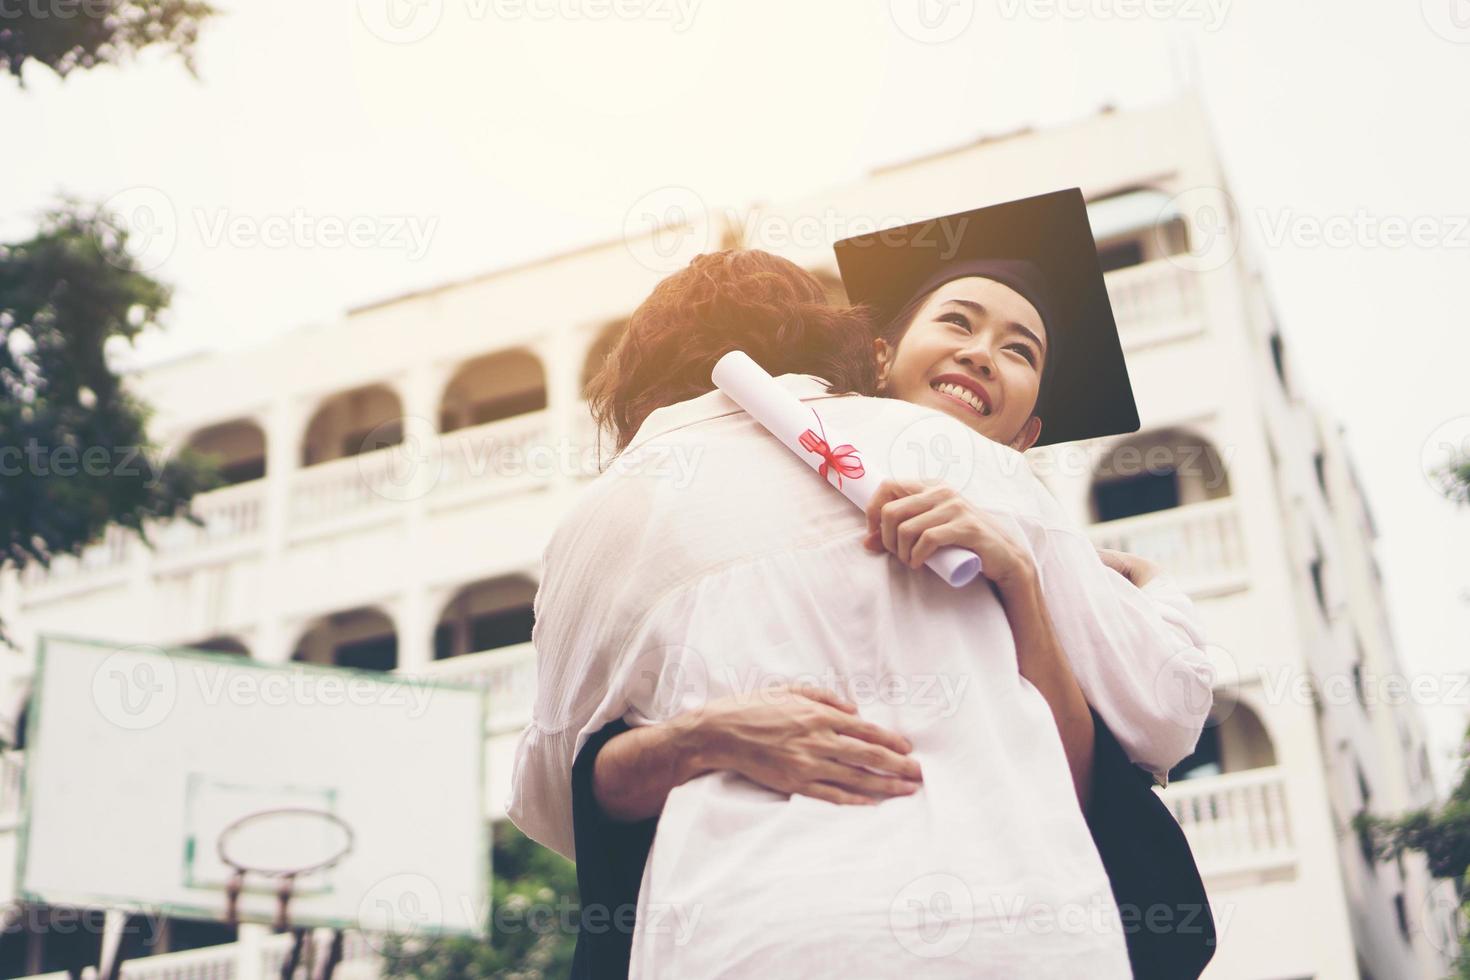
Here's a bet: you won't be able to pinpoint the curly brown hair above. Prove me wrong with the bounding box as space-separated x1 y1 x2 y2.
586 249 878 455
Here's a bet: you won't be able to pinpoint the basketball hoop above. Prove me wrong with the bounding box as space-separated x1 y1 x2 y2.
216 807 355 980
216 806 355 929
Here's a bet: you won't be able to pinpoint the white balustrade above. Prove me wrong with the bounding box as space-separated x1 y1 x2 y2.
1159 765 1295 877
1088 497 1248 596
111 929 378 980
19 524 132 591
1105 258 1203 337
410 642 538 734
432 411 556 498
289 445 411 531
153 480 267 556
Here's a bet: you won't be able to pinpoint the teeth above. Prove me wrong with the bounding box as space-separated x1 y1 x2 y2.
933 381 989 417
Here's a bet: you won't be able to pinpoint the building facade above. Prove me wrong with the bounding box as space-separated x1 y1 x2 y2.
0 96 1457 979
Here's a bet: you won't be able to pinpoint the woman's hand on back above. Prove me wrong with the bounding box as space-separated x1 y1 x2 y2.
1094 547 1160 589
685 683 924 806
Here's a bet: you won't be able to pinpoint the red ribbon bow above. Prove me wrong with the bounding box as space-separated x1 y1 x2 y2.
798 408 864 490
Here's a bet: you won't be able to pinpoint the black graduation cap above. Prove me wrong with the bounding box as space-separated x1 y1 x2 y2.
833 187 1140 448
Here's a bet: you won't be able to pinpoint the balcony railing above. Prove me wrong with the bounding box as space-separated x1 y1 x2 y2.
18 524 132 594
289 441 415 532
408 642 537 734
1104 259 1204 344
1087 497 1248 596
1158 765 1295 878
153 478 267 556
102 928 378 980
432 410 555 502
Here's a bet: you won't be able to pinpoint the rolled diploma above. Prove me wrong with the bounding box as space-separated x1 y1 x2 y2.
711 350 982 589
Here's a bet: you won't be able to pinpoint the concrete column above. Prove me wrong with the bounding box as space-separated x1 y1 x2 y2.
534 327 589 490
255 398 302 665
392 363 447 674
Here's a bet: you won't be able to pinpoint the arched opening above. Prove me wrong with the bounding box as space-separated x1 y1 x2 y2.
292 607 397 672
1086 186 1191 273
434 575 537 660
184 419 267 487
440 350 547 435
1169 695 1276 782
581 320 628 398
1089 427 1231 523
189 636 250 656
300 384 404 467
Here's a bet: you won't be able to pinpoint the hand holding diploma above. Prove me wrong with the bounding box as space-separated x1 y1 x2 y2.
710 350 983 588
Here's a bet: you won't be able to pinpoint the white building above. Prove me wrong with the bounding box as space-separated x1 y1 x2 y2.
0 95 1457 979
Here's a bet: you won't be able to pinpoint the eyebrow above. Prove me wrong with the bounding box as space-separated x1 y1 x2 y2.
942 298 1046 354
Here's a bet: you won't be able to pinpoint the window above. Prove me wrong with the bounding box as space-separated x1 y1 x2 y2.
1357 763 1377 873
334 635 398 672
1270 331 1288 393
1394 893 1410 942
1313 452 1327 500
1097 239 1145 273
1093 471 1181 522
165 917 238 954
435 601 537 659
219 456 267 485
1309 556 1327 617
470 605 535 652
1168 724 1222 781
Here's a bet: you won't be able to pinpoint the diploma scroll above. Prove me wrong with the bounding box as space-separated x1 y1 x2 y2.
711 350 982 589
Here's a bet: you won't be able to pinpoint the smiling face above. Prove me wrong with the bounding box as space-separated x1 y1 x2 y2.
873 276 1048 451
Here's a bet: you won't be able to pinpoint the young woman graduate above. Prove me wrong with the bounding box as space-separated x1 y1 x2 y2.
510 190 1217 978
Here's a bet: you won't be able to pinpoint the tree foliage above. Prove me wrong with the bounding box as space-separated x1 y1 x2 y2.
0 199 224 644
380 821 579 980
1 0 218 83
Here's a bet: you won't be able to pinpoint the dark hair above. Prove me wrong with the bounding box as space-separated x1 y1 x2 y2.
586 249 878 454
874 282 1058 420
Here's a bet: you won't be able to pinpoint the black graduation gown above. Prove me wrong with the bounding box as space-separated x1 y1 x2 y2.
566 708 1216 980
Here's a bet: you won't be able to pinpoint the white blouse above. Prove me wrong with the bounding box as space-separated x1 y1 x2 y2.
507 374 1213 978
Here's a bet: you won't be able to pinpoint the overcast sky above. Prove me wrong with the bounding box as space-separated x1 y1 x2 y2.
6 0 1468 792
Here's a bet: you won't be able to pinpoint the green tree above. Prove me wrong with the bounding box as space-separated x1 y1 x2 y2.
380 821 579 980
1431 449 1470 508
1 0 218 84
0 199 224 646
1352 457 1470 975
1355 732 1470 978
